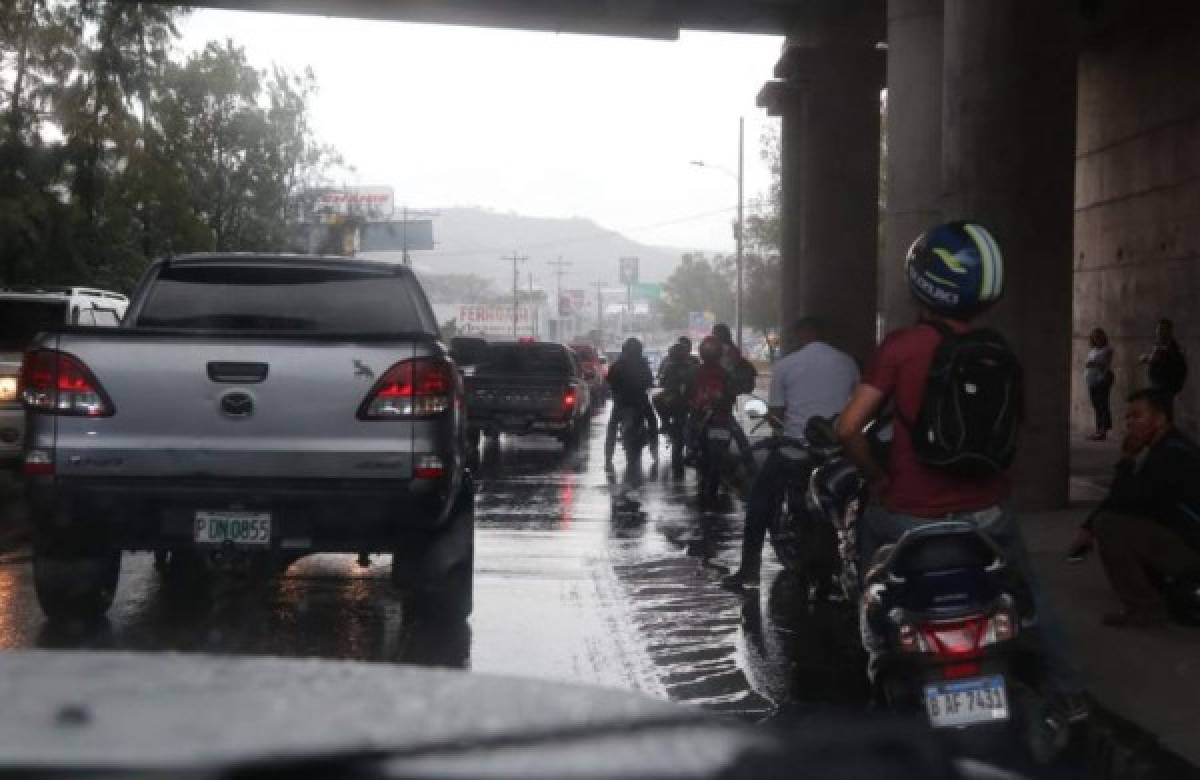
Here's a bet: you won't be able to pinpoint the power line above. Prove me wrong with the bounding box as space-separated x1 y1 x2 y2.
425 205 739 259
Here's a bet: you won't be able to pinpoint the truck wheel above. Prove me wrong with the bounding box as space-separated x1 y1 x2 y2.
33 547 120 622
405 549 474 622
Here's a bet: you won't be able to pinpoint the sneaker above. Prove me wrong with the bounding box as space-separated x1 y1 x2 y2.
1102 609 1168 628
720 570 760 592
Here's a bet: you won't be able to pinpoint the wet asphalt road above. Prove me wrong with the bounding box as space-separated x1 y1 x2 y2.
0 403 868 723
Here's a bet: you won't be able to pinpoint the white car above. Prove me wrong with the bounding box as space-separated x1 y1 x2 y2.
0 287 128 470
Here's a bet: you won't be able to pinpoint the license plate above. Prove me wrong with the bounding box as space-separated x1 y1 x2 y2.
194 511 271 546
707 428 732 440
924 675 1009 728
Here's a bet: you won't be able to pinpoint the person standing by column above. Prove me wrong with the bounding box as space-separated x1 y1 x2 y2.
1085 328 1115 441
1141 318 1187 399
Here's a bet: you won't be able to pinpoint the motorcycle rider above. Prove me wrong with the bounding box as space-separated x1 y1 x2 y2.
722 317 859 590
711 323 757 469
655 337 700 472
605 337 659 467
685 336 738 446
834 220 1088 722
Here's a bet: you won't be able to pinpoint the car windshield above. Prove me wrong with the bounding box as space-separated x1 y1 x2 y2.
0 2 1189 776
0 299 67 351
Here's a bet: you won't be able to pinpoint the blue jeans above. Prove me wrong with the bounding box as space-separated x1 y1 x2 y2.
861 504 1083 696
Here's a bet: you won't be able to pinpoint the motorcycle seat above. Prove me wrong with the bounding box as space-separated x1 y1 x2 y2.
885 522 1003 579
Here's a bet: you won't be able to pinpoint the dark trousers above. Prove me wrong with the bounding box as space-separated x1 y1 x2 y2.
1094 510 1200 615
1088 376 1113 432
605 398 658 459
738 449 789 575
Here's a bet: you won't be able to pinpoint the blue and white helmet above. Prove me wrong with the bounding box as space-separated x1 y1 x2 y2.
904 221 1004 317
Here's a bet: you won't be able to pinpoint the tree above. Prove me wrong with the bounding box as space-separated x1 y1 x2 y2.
660 252 735 330
0 2 340 290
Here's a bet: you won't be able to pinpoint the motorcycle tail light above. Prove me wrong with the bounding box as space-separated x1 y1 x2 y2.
983 609 1018 645
943 661 982 680
898 624 925 653
920 615 988 660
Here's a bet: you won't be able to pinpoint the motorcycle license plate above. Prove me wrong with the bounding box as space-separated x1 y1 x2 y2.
924 675 1009 728
707 428 731 440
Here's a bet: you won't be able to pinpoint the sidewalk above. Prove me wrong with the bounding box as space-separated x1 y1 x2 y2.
1023 436 1200 770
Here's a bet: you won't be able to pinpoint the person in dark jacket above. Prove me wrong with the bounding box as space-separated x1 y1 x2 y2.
604 337 659 466
1141 318 1187 396
1070 388 1200 627
654 338 700 475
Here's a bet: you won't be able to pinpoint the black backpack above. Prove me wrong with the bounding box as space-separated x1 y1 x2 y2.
731 356 757 395
910 322 1023 477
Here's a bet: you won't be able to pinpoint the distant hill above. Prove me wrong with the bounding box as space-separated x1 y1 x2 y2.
357 206 709 293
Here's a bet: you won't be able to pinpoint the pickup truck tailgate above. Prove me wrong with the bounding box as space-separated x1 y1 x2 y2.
40 335 438 480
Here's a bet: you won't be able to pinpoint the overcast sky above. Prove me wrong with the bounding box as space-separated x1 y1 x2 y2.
179 10 782 252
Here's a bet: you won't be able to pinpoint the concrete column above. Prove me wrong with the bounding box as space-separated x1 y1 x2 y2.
941 0 1078 509
879 0 942 335
758 18 884 365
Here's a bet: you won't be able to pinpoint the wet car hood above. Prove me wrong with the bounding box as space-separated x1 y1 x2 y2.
0 651 757 775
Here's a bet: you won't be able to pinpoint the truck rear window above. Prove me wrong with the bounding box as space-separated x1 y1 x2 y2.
479 344 572 376
0 299 68 351
136 265 430 334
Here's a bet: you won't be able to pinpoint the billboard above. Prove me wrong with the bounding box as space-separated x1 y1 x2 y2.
311 186 395 222
358 220 434 252
618 256 639 285
631 282 661 301
558 289 585 316
434 303 537 338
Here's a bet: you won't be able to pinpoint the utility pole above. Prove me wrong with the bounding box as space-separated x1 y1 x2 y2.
593 279 605 346
736 116 745 350
547 257 572 341
502 252 528 339
528 271 537 339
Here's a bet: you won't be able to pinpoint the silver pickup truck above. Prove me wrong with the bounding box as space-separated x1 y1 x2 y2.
20 254 473 622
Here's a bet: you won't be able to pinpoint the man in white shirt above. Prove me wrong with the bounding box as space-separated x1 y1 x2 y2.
722 317 860 589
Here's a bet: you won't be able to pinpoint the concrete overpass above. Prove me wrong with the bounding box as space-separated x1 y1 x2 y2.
146 0 1200 509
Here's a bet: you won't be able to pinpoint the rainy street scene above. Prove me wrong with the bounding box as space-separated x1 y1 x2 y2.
1 1 1199 778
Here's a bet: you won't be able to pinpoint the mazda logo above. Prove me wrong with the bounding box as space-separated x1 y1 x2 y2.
220 392 254 418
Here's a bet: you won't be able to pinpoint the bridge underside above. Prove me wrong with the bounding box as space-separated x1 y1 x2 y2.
143 0 1200 510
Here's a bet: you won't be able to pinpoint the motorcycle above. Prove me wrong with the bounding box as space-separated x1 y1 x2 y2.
801 415 1067 764
615 403 651 464
743 399 841 600
688 405 734 510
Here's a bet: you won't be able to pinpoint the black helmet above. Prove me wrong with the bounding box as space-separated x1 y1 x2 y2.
905 221 1004 318
712 323 732 345
698 336 722 364
621 337 643 357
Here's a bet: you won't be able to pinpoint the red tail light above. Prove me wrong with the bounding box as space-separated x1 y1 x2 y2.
920 615 989 660
943 661 982 680
20 350 114 417
563 386 578 411
360 358 454 419
414 454 446 479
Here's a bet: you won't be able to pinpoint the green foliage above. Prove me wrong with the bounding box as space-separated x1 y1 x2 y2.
660 252 735 330
0 1 339 291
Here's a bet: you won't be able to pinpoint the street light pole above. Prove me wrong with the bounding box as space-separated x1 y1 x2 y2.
689 117 746 350
736 116 744 350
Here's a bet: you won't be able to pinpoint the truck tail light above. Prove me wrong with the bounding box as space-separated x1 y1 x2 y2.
563 386 577 411
20 350 114 417
22 448 55 476
359 358 453 419
414 454 445 479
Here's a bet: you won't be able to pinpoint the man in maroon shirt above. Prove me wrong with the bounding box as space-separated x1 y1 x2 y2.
835 221 1086 720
